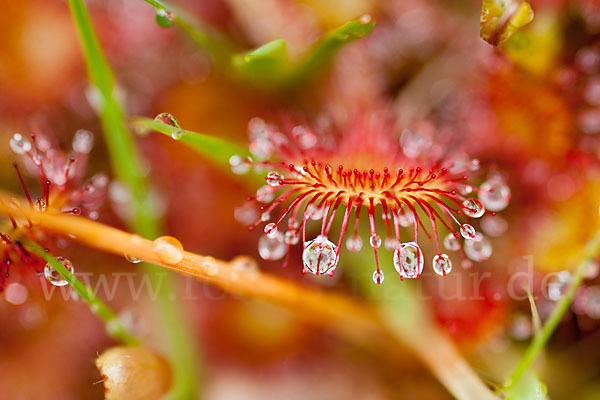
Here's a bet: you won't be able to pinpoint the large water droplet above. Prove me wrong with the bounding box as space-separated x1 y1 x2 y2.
155 112 182 139
432 253 452 276
44 257 74 287
302 235 338 275
460 224 476 240
72 129 94 154
265 171 283 187
461 198 485 218
463 233 492 261
372 269 384 285
155 8 174 27
478 179 511 212
9 133 32 155
155 112 180 128
443 233 460 251
258 232 287 261
393 242 424 279
345 235 363 252
153 236 184 264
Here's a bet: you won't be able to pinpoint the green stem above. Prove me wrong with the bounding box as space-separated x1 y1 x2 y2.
67 1 201 398
504 228 600 391
25 241 139 345
140 0 236 67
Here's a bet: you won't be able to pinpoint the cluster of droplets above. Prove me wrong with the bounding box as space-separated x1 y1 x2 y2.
0 130 110 294
234 117 511 285
7 131 107 219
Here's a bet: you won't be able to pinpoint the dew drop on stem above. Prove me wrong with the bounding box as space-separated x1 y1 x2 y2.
153 236 184 265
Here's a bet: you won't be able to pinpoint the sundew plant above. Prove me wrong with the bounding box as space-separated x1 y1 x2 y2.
2 0 600 399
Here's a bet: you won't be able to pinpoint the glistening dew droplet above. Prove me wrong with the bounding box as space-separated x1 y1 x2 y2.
72 129 94 154
302 235 338 275
153 236 184 264
369 234 382 249
393 242 424 279
372 269 384 285
171 130 182 140
44 257 74 287
432 253 452 276
34 198 47 212
266 171 283 187
125 253 142 264
155 8 174 27
443 233 460 251
154 112 182 140
229 155 251 175
258 233 287 261
461 198 485 218
384 237 399 251
478 179 511 211
463 233 492 261
264 222 278 238
256 185 275 203
346 235 363 252
284 229 300 245
306 204 324 220
460 224 476 240
9 133 32 155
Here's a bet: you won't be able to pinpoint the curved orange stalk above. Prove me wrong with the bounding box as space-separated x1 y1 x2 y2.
0 191 495 399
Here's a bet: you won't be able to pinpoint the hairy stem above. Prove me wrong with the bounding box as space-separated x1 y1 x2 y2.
503 229 600 391
0 195 494 398
25 241 139 345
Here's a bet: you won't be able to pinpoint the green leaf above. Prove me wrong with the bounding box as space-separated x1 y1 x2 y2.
231 15 375 90
505 372 548 400
130 117 251 170
232 39 291 85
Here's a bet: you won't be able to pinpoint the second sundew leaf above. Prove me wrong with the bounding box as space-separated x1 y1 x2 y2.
232 39 292 86
131 117 251 168
231 15 375 90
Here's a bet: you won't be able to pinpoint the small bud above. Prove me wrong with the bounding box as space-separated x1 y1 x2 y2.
95 346 172 400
